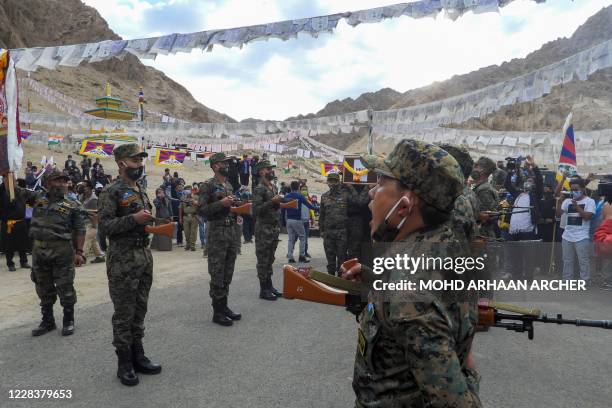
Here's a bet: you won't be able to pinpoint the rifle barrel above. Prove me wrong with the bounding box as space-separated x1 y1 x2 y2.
537 314 612 329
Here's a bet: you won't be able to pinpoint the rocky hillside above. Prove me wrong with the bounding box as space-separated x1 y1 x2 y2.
305 5 612 131
0 0 233 123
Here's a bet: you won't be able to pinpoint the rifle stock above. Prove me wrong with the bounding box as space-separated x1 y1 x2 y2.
283 265 352 306
280 199 298 209
144 222 175 237
230 202 252 215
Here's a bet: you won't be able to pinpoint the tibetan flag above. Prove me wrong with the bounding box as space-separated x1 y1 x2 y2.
47 135 64 145
79 140 115 158
320 162 341 177
556 112 577 189
155 149 186 168
19 130 31 140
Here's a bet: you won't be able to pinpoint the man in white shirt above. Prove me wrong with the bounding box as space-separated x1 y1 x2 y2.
557 176 595 283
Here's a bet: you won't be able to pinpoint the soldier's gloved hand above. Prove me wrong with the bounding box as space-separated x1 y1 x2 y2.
133 209 154 225
220 196 234 207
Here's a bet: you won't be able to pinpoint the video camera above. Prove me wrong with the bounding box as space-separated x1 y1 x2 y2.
505 156 525 171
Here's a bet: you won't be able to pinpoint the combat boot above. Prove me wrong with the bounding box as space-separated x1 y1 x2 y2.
116 347 139 386
202 245 208 257
222 297 242 321
259 280 277 301
132 341 162 374
269 278 283 298
212 300 233 326
32 305 56 336
61 307 75 336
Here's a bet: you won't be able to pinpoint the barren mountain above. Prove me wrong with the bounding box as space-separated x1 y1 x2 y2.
305 5 612 131
0 0 233 123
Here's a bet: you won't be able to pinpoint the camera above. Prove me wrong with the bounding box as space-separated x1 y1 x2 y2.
597 182 612 203
505 156 525 171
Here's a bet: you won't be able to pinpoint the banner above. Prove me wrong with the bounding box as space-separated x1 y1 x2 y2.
0 50 10 173
556 112 577 189
320 162 341 177
155 148 186 168
343 159 369 182
47 135 64 145
79 140 115 158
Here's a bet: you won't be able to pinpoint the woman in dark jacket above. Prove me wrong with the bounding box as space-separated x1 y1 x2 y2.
151 188 173 251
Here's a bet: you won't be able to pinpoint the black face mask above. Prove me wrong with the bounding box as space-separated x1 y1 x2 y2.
218 168 229 177
371 198 408 243
125 166 144 181
48 186 67 199
265 172 275 181
470 170 481 180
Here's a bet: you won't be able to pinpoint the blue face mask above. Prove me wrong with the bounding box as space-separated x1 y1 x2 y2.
571 190 582 199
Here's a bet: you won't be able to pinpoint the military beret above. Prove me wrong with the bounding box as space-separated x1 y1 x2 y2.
255 160 275 173
113 143 147 160
361 139 464 212
439 144 474 179
209 152 232 165
476 156 497 175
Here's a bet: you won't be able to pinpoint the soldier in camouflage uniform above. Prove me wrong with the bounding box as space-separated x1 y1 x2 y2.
180 186 198 251
347 184 371 261
98 144 161 386
440 144 480 241
25 169 86 337
471 156 499 238
197 153 242 326
252 160 284 301
319 172 353 276
341 140 481 407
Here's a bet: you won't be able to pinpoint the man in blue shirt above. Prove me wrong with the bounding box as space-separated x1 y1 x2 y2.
283 181 315 263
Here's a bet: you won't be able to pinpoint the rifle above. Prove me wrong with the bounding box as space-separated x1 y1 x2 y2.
230 202 252 215
283 265 612 337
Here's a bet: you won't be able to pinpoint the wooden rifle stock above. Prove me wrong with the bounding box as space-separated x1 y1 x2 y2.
230 202 252 215
280 199 298 209
283 265 359 307
144 222 175 237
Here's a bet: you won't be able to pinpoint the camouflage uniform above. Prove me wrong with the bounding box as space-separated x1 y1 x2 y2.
347 185 371 260
355 140 481 407
319 173 352 275
473 156 499 238
252 169 281 285
180 194 199 250
198 164 239 303
98 146 153 350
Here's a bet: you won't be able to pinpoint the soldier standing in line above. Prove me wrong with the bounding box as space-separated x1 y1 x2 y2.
252 160 284 301
319 172 353 276
440 144 480 241
179 186 198 251
198 153 242 326
25 169 86 337
341 140 481 407
471 156 499 238
347 183 371 261
98 144 161 386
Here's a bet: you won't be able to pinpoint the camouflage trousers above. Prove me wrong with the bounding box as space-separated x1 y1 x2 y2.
323 228 348 276
182 214 198 250
255 222 280 282
106 242 153 349
31 241 76 307
347 217 365 260
206 222 239 301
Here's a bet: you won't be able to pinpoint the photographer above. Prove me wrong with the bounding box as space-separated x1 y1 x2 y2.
502 155 543 280
557 176 595 284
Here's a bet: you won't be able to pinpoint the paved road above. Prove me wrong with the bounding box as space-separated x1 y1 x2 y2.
1 238 611 407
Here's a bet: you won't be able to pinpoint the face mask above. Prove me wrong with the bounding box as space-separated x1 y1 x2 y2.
301 190 308 197
125 166 144 181
265 172 275 181
218 167 229 177
48 186 67 199
470 170 481 180
372 197 409 243
571 190 582 199
522 181 533 191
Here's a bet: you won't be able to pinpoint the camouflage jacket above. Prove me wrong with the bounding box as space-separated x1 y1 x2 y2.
28 189 86 241
452 186 480 240
98 177 152 240
319 185 354 231
252 182 280 226
198 176 235 224
353 223 481 408
473 181 499 237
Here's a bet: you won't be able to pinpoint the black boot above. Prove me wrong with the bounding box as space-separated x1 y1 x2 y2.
116 347 139 386
212 300 233 326
132 341 162 374
222 297 241 321
259 280 277 301
61 307 75 336
269 278 283 298
32 305 56 336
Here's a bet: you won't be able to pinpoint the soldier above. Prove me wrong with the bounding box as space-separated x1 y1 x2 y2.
252 160 284 301
471 156 499 238
98 144 161 386
347 183 371 261
319 172 352 276
341 139 481 406
198 153 241 326
440 144 480 241
180 186 198 251
27 169 86 337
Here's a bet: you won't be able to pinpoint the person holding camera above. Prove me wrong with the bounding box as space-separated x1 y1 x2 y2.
501 155 543 280
556 176 596 284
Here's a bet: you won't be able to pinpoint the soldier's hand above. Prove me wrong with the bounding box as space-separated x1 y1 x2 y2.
133 209 154 225
340 258 362 282
220 196 235 207
271 194 283 204
74 253 85 267
466 350 476 370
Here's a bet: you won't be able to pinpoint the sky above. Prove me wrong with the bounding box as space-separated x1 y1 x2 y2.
82 0 612 121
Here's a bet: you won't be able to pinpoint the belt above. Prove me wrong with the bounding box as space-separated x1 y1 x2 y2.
111 236 151 248
210 217 236 227
33 239 71 248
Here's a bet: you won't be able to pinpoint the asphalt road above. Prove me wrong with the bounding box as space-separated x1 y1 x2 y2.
1 238 611 407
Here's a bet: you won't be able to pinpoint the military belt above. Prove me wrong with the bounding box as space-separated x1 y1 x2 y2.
33 239 71 248
111 236 151 248
209 217 236 227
